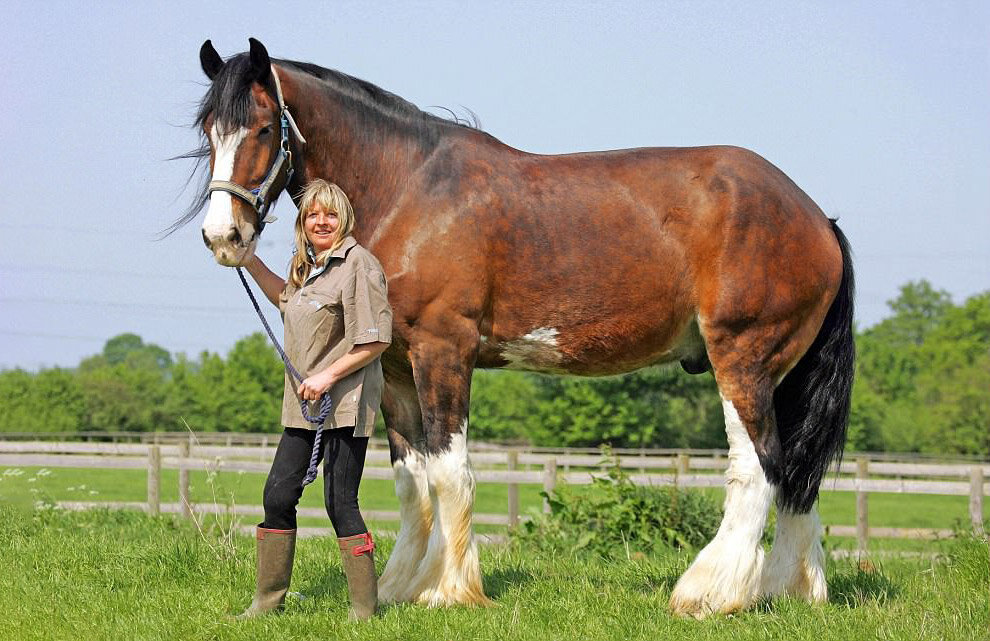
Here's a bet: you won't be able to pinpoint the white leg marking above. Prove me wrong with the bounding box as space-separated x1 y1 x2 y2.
408 421 488 606
378 448 432 604
670 397 775 617
761 507 828 603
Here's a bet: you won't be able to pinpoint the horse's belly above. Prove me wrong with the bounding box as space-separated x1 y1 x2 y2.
477 311 703 377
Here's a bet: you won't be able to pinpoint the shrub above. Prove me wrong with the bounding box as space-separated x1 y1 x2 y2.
513 455 721 558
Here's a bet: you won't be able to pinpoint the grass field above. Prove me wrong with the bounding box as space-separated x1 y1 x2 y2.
1 464 987 547
1 504 986 641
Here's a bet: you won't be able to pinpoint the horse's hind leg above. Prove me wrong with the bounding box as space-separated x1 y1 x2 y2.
377 373 433 604
669 381 777 618
761 506 827 603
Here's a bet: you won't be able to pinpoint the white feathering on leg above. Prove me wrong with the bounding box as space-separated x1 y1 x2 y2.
378 449 432 604
761 507 828 603
670 397 775 617
407 421 488 606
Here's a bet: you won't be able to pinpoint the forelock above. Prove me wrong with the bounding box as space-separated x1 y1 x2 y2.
196 54 259 135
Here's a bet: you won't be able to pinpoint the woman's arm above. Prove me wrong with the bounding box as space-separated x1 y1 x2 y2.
297 342 390 401
244 255 286 307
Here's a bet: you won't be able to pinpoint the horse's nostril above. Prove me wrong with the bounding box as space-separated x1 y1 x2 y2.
227 228 241 244
202 229 211 249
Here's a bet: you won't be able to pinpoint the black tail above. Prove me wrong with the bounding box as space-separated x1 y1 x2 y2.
773 220 855 513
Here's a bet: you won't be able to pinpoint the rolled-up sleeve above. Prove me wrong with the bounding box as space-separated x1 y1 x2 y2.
343 266 393 346
277 284 295 316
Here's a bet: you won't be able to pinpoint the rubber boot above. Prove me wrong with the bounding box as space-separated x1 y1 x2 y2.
236 526 297 619
338 532 378 621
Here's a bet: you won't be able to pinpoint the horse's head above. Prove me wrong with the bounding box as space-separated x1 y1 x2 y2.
198 38 299 266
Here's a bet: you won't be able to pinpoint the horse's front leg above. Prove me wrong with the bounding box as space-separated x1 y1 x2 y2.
405 329 489 606
377 366 433 604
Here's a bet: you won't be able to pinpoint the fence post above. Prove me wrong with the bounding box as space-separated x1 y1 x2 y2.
147 445 161 517
542 458 557 514
507 450 519 527
971 466 985 536
677 453 690 477
178 440 191 520
856 457 869 555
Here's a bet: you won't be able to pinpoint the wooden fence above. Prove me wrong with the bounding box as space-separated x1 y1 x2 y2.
1 439 986 551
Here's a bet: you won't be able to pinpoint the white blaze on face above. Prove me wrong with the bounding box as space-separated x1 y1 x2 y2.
202 123 250 241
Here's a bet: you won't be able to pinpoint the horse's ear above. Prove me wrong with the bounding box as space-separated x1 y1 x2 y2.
248 38 271 83
199 40 224 80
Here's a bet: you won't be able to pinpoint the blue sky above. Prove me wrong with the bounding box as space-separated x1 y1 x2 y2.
1 1 987 370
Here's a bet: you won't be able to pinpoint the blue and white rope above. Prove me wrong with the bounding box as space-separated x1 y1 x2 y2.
236 267 330 487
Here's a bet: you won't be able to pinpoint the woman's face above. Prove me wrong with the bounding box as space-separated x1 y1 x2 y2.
303 203 340 253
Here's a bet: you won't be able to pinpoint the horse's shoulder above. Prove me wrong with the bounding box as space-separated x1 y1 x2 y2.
348 243 386 273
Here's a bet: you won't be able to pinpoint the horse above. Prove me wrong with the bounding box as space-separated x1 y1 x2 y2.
185 38 854 618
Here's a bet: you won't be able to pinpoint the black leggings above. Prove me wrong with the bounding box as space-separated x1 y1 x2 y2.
262 426 369 536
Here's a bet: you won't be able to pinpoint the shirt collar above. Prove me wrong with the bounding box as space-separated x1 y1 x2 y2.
306 235 357 283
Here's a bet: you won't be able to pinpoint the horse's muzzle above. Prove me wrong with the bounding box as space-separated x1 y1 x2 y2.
202 226 256 267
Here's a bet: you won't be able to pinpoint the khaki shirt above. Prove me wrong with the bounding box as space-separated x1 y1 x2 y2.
278 236 392 436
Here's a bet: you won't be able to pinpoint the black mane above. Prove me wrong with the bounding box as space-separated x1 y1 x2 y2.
164 55 479 236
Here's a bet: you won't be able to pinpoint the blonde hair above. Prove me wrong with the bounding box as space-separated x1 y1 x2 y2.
288 180 356 288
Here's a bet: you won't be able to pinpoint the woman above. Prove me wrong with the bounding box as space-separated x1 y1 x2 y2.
238 179 392 621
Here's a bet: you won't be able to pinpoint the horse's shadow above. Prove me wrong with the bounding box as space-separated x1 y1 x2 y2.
826 564 899 608
295 567 535 609
483 566 535 601
637 562 899 611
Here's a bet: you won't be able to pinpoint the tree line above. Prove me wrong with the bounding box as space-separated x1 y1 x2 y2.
1 280 986 456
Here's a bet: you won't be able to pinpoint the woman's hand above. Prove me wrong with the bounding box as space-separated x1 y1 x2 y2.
298 369 337 401
296 343 389 402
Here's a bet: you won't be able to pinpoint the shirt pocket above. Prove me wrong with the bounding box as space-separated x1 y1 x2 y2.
289 291 343 352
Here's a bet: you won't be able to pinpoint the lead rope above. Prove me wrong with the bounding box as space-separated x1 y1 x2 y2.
236 267 330 487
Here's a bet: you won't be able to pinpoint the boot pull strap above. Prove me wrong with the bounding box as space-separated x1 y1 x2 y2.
351 532 374 556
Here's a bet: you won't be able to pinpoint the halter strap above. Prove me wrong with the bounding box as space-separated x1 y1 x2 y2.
271 64 306 145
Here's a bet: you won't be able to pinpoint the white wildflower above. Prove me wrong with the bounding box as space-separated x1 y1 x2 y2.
36 469 51 477
3 468 24 477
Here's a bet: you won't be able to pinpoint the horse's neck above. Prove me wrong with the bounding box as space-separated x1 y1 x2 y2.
289 76 441 233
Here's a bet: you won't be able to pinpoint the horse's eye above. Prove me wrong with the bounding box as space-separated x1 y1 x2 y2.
259 125 272 137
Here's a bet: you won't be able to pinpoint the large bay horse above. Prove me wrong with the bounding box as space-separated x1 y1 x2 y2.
189 39 854 618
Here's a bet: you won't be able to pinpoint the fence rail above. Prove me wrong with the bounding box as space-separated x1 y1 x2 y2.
2 439 985 549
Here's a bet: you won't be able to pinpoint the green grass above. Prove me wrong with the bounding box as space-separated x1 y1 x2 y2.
0 505 986 640
0 465 545 532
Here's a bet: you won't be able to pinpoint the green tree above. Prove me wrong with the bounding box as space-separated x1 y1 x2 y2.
469 370 543 443
163 335 282 433
0 367 88 433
